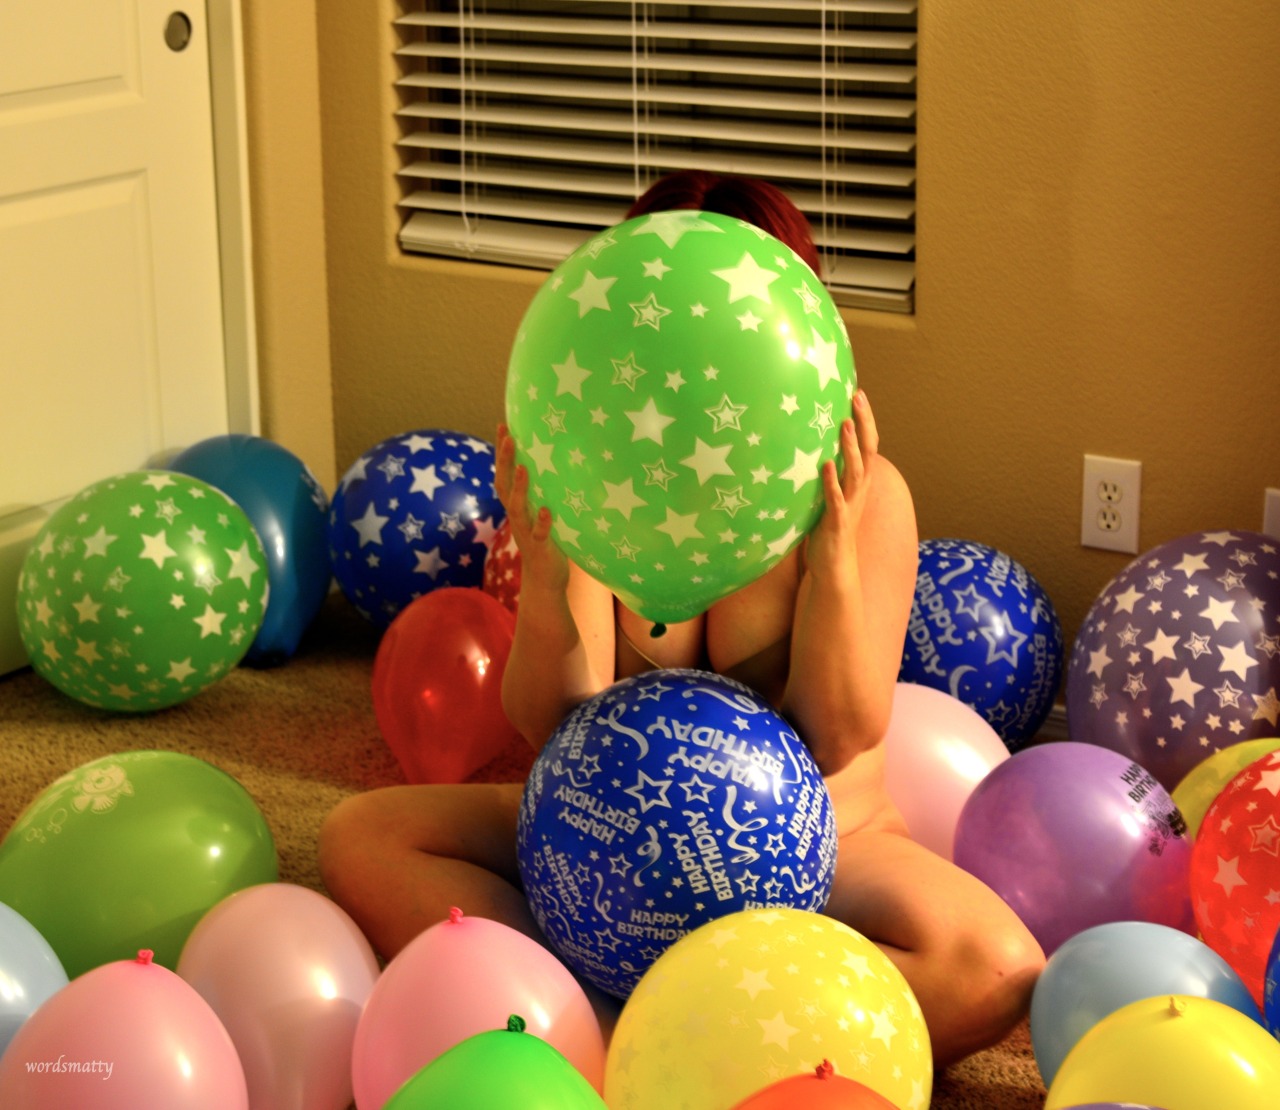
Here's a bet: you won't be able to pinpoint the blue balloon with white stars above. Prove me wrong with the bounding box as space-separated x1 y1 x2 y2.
327 429 505 629
899 538 1064 751
517 668 837 1000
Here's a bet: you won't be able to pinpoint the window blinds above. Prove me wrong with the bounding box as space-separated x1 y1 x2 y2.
394 1 917 312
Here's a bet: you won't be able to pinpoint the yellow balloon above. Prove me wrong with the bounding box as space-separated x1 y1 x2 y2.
604 908 931 1110
1170 737 1280 839
1044 994 1280 1110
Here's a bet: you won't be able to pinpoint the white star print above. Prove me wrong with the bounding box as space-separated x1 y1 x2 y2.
552 351 591 398
567 270 616 316
778 446 822 491
680 438 735 485
626 397 676 444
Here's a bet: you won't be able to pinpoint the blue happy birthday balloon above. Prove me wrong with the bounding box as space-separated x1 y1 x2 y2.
169 434 332 665
517 669 836 1000
327 430 505 629
899 538 1064 751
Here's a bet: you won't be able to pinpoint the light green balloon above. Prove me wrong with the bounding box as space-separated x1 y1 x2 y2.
0 750 277 979
505 210 855 624
15 470 269 711
384 1018 607 1110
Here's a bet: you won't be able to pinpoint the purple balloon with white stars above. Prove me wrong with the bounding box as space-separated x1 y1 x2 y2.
327 429 505 629
899 538 1064 751
1066 530 1280 792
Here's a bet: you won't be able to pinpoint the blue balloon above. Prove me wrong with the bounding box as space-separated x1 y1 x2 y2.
327 430 505 629
899 538 1063 750
0 901 68 1058
1030 920 1263 1088
517 669 836 999
169 434 332 665
1266 923 1280 1036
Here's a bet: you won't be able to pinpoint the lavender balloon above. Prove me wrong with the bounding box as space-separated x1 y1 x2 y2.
953 742 1194 956
1066 530 1280 792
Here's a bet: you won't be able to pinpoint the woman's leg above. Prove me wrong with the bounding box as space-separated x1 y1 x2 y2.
824 827 1045 1068
317 782 536 959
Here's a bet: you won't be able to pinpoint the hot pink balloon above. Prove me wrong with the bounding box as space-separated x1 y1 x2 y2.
0 949 247 1109
883 682 1010 859
351 908 605 1110
177 883 380 1110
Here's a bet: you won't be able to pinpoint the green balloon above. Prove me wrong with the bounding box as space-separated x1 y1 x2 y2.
505 210 856 624
384 1018 607 1110
15 470 269 711
0 750 277 979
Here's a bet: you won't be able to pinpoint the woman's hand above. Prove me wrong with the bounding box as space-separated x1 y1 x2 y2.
804 390 879 587
495 424 570 595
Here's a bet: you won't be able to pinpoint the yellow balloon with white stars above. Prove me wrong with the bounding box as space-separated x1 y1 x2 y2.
604 907 931 1110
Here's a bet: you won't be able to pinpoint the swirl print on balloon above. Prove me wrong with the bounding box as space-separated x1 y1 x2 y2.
15 471 269 710
327 430 505 628
517 669 837 999
505 210 856 626
899 539 1064 750
1066 530 1280 792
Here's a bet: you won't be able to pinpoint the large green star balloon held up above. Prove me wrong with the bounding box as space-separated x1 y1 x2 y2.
15 470 269 711
505 210 856 625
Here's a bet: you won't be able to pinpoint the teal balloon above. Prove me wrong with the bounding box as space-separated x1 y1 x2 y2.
384 1019 607 1110
15 470 269 710
1030 921 1263 1088
0 751 277 979
168 434 332 666
505 210 855 624
0 901 67 1058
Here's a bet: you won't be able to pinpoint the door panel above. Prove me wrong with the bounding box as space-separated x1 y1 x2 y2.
0 0 230 675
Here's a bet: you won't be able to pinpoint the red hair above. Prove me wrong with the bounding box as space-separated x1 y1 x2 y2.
626 171 822 277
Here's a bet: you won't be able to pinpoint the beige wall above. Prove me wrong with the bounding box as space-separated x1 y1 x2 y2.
293 1 1280 660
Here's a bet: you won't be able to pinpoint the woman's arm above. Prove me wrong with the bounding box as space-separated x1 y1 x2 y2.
495 427 616 751
779 393 919 776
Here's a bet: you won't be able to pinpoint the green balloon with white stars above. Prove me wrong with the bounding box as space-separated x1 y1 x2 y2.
16 470 269 711
505 209 856 625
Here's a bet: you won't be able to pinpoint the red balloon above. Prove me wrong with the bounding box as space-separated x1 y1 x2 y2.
729 1060 900 1110
481 517 521 614
1190 749 1280 1007
372 588 523 784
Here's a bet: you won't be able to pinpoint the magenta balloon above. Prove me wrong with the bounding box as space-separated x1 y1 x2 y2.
177 884 380 1110
953 742 1194 955
883 682 1010 860
351 909 605 1110
0 950 247 1109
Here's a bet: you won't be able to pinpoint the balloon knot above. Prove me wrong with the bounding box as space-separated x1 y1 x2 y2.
650 622 667 639
506 1014 527 1033
448 906 464 925
815 1060 834 1080
1168 995 1187 1017
136 949 155 966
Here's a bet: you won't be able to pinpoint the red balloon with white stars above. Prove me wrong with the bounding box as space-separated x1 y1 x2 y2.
1066 530 1280 792
481 517 521 615
1189 748 1280 1007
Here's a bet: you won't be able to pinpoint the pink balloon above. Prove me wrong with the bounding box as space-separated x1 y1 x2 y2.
351 908 605 1110
177 883 380 1110
883 682 1011 859
0 949 247 1109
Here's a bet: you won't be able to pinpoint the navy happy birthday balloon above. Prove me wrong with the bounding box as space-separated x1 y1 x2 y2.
327 430 505 629
1066 529 1280 793
899 539 1064 751
517 669 836 999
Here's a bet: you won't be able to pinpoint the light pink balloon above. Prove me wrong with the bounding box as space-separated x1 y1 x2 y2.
883 682 1011 860
177 883 380 1110
0 949 248 1109
351 908 605 1110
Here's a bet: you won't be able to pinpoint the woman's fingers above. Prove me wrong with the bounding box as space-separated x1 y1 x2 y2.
853 389 880 457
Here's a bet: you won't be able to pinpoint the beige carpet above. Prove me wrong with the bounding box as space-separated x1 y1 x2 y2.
0 592 1048 1108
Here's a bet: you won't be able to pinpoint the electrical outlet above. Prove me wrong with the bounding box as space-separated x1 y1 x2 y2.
1082 455 1141 553
1265 488 1280 539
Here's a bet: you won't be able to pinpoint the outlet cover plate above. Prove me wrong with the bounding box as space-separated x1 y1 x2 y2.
1082 454 1142 554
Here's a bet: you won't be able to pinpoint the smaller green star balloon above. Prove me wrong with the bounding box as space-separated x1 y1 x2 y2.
16 470 269 711
505 210 856 624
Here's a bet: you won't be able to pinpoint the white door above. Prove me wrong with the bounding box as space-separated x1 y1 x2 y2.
0 0 237 675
